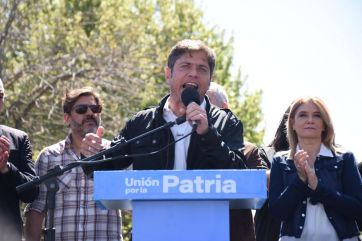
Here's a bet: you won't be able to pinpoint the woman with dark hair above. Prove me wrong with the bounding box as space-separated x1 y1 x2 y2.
268 108 290 153
254 106 290 241
269 96 362 240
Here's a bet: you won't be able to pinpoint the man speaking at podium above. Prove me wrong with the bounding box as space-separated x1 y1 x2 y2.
81 39 247 176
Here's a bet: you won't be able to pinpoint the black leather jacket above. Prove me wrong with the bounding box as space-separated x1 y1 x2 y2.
106 95 247 170
0 125 39 241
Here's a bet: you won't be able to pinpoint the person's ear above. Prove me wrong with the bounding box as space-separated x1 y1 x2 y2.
164 67 172 84
64 113 70 127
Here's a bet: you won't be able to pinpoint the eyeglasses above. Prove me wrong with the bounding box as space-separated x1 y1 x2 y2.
72 104 102 114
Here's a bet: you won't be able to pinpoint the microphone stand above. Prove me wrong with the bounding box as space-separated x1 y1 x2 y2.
17 116 186 241
43 177 59 241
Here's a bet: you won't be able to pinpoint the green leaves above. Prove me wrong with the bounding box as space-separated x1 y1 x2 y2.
0 0 264 153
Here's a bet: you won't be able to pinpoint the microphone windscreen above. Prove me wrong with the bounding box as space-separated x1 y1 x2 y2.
181 87 200 106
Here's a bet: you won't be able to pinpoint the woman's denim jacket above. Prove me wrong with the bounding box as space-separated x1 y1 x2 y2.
269 146 362 240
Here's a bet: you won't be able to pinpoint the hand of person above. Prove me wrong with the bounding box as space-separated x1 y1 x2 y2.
0 136 11 173
294 150 309 183
185 102 208 134
305 164 318 190
80 126 105 157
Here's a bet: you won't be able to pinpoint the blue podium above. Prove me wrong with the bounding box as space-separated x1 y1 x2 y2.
94 170 266 241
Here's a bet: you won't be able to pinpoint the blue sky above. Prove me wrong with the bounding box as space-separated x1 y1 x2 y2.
196 0 362 161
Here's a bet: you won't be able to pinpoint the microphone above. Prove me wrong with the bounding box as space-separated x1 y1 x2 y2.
181 87 200 130
181 87 200 106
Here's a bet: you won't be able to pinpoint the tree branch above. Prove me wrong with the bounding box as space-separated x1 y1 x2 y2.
0 0 23 75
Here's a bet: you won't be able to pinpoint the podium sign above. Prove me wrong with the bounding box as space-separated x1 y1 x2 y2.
94 170 266 241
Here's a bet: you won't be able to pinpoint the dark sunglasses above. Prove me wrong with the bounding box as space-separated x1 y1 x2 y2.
72 104 102 114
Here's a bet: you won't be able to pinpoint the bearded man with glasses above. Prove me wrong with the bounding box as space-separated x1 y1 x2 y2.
24 87 122 241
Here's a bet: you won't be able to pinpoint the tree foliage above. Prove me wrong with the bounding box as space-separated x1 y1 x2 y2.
1 0 264 240
1 0 264 152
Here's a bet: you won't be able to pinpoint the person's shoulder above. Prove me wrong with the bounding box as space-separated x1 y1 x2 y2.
273 150 290 161
333 146 356 159
244 141 257 149
0 124 28 137
135 105 157 116
269 151 291 168
209 105 229 114
260 146 275 159
127 106 158 124
127 96 168 125
209 105 240 123
244 141 261 155
130 96 166 120
38 140 66 157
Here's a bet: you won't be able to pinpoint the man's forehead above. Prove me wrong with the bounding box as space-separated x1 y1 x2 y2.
75 95 96 104
186 50 207 58
177 51 209 65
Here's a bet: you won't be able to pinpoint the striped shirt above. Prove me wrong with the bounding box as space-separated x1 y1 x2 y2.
25 135 122 241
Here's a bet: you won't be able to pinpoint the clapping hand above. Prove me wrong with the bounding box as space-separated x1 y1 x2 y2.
294 150 318 190
0 136 10 173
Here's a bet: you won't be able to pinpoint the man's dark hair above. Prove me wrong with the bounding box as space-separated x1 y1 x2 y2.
63 87 102 114
167 39 216 77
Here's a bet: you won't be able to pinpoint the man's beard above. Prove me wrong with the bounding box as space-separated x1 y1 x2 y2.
70 116 100 137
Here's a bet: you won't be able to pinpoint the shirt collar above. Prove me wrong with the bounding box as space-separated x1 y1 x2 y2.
64 134 73 150
296 143 333 157
319 143 334 157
